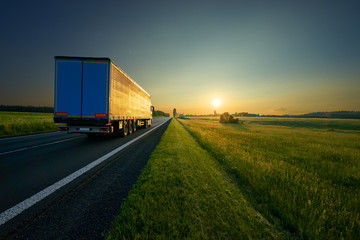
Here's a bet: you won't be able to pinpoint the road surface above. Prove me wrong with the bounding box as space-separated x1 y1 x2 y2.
0 117 171 239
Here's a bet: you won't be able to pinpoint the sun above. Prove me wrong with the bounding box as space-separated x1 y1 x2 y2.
212 99 221 107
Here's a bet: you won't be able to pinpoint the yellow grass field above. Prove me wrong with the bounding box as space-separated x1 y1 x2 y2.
0 112 59 137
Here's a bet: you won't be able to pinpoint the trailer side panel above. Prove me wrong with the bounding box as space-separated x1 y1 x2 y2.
109 63 151 119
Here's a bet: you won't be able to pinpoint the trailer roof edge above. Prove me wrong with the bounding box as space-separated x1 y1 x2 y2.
55 56 111 61
54 56 151 98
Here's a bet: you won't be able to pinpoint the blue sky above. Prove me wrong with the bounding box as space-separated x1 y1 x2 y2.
0 0 359 114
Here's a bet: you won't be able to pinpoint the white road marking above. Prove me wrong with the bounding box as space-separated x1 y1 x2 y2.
0 131 59 141
0 118 171 226
0 137 83 156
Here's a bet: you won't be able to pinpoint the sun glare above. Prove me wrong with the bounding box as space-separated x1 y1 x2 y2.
212 99 221 107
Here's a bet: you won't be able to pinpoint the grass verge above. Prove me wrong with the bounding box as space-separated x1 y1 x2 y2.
0 111 59 137
107 119 287 239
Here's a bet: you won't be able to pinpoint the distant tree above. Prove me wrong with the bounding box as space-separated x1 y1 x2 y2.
173 108 177 118
219 112 239 124
214 110 217 116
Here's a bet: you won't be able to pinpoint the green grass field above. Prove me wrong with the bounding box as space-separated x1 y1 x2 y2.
108 117 360 239
0 112 59 137
180 117 360 239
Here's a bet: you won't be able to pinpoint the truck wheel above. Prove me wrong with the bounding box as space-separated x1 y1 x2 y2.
122 121 128 136
145 120 149 128
133 120 137 132
129 120 133 135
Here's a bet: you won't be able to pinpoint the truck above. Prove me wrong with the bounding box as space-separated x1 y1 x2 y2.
54 56 153 136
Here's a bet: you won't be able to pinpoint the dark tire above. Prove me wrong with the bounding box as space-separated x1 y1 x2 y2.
129 120 133 135
133 120 137 132
145 120 149 128
122 121 128 136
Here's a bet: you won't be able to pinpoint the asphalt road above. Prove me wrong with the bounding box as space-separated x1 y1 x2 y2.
0 117 171 239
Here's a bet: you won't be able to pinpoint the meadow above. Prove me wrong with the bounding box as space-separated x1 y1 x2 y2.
108 117 360 239
0 112 59 137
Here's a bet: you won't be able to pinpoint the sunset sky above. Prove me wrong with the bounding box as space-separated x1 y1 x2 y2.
0 1 359 115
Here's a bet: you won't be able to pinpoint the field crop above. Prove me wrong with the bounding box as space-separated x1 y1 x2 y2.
107 119 287 239
245 117 360 131
0 111 59 137
179 117 360 239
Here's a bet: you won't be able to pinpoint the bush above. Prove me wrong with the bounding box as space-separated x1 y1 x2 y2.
178 114 189 120
219 112 239 124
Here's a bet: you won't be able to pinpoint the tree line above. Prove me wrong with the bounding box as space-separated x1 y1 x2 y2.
261 111 360 119
153 110 170 117
0 105 53 113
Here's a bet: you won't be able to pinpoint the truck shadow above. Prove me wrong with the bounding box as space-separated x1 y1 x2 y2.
85 127 148 141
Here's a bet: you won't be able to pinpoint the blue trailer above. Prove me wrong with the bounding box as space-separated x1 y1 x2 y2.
54 56 153 136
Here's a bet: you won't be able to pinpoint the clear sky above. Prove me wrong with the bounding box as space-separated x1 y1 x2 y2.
1 0 359 115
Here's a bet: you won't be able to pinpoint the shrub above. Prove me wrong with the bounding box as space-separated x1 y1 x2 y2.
219 112 239 124
178 114 189 120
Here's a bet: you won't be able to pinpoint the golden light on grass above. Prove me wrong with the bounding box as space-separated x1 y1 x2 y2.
212 99 221 108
